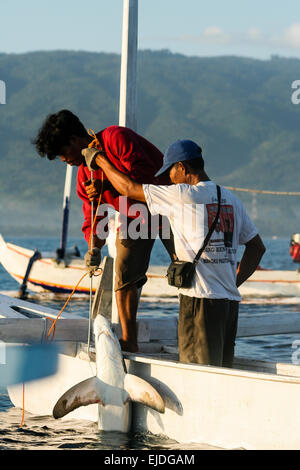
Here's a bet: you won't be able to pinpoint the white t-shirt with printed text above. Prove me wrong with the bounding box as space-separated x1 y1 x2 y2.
143 181 258 301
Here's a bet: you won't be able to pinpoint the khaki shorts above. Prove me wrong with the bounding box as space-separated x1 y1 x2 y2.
114 232 155 291
178 295 239 367
114 217 176 291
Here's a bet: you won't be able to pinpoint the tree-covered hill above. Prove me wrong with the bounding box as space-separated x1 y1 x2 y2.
0 50 299 237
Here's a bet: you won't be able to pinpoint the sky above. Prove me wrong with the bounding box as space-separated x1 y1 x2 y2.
0 0 300 59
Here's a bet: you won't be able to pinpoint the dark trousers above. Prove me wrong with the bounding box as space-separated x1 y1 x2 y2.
178 295 239 367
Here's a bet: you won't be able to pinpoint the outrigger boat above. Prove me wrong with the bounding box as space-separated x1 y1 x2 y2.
2 279 300 450
0 233 90 296
2 233 300 299
2 0 300 449
0 161 90 298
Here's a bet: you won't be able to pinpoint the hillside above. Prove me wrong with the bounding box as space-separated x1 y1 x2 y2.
0 50 299 238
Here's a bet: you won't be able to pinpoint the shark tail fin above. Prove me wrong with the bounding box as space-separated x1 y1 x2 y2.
53 376 103 419
124 373 165 413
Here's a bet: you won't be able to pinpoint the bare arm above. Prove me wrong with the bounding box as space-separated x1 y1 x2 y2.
93 235 106 251
236 234 266 287
95 154 146 202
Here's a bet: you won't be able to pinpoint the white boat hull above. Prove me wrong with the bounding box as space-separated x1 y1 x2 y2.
238 269 300 297
8 351 99 422
126 354 300 450
2 235 300 298
3 293 300 450
144 266 300 298
7 348 300 450
0 235 92 295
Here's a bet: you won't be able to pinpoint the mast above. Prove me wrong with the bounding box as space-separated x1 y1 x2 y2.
119 0 138 131
112 0 138 323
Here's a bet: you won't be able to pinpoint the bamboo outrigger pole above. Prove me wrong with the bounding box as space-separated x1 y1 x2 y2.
57 165 73 260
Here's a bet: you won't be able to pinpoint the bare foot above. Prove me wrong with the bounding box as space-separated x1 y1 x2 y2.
119 338 138 353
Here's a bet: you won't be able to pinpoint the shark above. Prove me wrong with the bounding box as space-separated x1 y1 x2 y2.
52 314 165 432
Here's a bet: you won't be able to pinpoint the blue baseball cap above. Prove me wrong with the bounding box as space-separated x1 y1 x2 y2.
155 139 203 177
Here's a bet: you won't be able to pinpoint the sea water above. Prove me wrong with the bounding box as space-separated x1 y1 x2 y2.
0 236 299 450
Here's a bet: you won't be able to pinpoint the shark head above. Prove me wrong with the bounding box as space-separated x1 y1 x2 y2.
93 315 122 369
93 314 113 339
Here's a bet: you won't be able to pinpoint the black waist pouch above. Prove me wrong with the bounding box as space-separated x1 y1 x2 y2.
167 260 196 288
166 185 221 290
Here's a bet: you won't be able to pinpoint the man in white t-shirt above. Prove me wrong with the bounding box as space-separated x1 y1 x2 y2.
82 139 266 367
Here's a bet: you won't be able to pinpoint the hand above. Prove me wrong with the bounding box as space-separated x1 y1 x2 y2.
83 179 103 202
81 147 100 171
84 247 101 274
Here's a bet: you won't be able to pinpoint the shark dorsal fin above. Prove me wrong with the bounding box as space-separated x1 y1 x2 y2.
123 374 165 413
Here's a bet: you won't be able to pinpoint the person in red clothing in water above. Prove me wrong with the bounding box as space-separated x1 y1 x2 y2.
34 109 176 352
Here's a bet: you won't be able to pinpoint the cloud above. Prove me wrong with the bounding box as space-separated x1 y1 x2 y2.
202 27 231 44
179 27 231 45
203 26 223 37
173 24 300 51
282 23 300 47
177 27 267 46
142 24 300 57
247 28 263 41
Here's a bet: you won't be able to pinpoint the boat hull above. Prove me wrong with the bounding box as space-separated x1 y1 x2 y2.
8 351 99 422
0 235 93 295
2 235 300 298
144 266 300 298
126 354 300 450
7 347 300 450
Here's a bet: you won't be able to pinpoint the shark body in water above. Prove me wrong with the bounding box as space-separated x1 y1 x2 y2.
53 314 165 432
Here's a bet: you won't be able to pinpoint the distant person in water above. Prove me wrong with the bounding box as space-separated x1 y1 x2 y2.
33 109 176 353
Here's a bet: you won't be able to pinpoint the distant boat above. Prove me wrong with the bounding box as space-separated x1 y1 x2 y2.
105 223 300 298
2 232 300 298
0 233 92 295
144 265 300 298
0 164 94 297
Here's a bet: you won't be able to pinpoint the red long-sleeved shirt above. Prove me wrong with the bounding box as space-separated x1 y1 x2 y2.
77 126 165 243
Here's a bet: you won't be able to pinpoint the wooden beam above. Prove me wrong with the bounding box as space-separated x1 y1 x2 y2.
0 292 79 320
0 318 89 343
92 256 113 320
2 312 300 345
237 312 300 337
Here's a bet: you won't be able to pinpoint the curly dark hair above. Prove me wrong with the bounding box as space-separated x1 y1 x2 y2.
33 109 88 160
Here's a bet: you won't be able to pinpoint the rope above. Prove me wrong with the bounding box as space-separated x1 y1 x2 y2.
87 129 104 252
88 174 104 253
225 186 300 196
46 317 56 342
47 272 90 339
20 384 25 428
86 129 104 356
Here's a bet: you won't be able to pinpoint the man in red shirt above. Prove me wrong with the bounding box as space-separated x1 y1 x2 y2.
34 109 175 352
